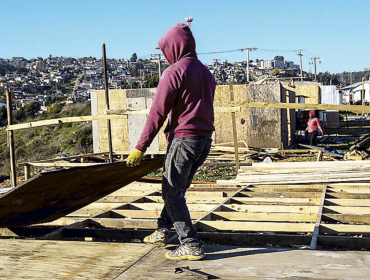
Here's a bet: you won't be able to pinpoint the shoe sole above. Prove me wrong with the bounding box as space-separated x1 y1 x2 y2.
143 240 167 247
149 241 167 247
165 253 205 261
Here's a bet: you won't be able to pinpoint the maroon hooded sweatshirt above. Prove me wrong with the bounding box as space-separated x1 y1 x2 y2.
135 23 215 153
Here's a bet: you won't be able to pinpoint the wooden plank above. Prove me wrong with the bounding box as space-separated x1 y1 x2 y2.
325 199 370 207
300 144 343 158
326 193 370 199
324 206 370 215
197 221 314 233
310 186 327 249
7 107 241 131
320 224 370 234
238 191 323 198
229 82 240 171
19 162 106 167
323 214 370 225
129 202 216 212
230 100 370 114
224 204 319 213
6 89 16 187
111 210 206 220
0 159 163 227
245 161 370 168
231 197 321 206
211 212 317 222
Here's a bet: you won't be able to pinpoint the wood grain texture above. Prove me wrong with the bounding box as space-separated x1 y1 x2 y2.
0 158 163 227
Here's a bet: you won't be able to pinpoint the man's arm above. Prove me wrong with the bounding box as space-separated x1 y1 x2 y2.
126 70 180 167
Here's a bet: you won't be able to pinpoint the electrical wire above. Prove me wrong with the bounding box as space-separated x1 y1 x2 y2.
197 49 241 55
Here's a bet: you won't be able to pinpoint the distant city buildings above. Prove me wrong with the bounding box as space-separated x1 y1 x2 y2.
0 54 302 111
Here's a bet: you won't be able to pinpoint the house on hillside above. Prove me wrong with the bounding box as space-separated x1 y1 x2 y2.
340 82 370 105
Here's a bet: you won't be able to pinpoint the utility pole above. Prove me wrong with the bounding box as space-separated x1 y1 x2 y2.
241 48 257 82
362 77 365 106
213 58 221 68
309 57 320 82
151 54 162 78
350 72 353 84
296 50 304 81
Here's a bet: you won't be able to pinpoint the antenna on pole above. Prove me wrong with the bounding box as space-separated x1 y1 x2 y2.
185 16 193 29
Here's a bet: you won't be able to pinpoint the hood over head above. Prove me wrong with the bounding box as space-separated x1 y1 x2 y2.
158 23 197 65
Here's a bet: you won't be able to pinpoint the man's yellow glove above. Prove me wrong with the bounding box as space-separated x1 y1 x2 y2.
126 149 144 167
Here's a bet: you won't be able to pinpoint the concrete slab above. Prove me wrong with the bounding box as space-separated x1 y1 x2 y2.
117 244 370 280
0 240 368 279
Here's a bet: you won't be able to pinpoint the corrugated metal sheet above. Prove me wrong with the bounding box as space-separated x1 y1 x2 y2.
320 85 341 105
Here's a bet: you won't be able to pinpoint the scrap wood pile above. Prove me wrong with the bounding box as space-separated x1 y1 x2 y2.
230 160 370 185
348 133 370 160
209 142 312 164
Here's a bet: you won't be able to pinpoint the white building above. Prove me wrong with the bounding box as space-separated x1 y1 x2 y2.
260 60 273 69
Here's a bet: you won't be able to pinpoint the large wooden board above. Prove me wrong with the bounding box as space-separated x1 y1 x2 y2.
0 159 163 227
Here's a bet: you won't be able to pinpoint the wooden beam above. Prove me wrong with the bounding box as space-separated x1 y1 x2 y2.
310 186 327 249
24 165 31 181
102 44 113 163
7 107 241 131
6 88 16 187
197 221 314 233
320 224 370 234
323 214 370 225
325 199 370 207
211 212 317 222
229 82 240 171
230 101 370 114
324 206 370 215
231 197 321 206
18 162 106 167
224 204 319 213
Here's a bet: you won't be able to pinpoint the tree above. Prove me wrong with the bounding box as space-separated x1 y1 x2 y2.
0 106 6 127
274 56 284 61
271 69 279 76
130 53 137 62
16 67 29 75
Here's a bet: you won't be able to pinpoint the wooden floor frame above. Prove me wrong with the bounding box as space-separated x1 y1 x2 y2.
3 176 370 250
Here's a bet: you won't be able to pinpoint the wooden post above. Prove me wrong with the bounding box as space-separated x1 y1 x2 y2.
102 44 114 163
316 151 323 162
362 77 365 106
310 186 327 249
286 90 291 146
6 88 17 187
229 82 240 171
24 165 30 181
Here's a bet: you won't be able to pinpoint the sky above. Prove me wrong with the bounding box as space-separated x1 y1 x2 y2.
1 0 369 74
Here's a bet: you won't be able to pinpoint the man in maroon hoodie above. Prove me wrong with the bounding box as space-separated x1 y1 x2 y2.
126 23 215 260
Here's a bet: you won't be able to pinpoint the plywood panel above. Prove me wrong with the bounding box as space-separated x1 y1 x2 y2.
246 84 282 148
0 159 163 227
95 89 129 152
213 85 248 145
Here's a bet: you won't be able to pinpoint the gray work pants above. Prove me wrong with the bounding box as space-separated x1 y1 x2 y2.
157 136 212 246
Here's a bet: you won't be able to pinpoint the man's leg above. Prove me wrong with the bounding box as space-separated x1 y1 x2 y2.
162 137 212 260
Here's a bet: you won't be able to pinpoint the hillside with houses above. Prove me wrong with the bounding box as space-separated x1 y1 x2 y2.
0 55 369 121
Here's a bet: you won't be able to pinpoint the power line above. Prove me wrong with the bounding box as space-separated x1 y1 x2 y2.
197 49 241 55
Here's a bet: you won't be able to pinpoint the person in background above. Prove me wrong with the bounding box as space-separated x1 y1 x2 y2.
125 23 215 261
305 110 324 146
